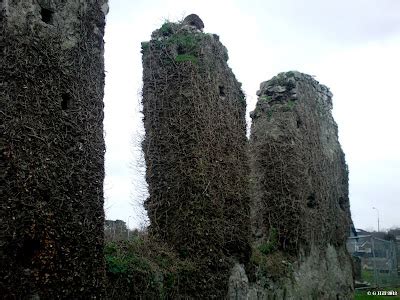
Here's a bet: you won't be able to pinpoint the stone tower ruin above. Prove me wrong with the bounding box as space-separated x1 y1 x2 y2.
243 71 353 299
1 1 108 298
141 15 250 298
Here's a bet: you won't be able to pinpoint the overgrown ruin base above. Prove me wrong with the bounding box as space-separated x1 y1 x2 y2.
229 245 353 299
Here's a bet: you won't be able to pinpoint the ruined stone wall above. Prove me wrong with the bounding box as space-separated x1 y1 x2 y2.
141 17 250 298
239 71 354 299
0 1 108 298
250 71 351 251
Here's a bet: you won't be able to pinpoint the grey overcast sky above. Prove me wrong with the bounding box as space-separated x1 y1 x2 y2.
103 0 400 231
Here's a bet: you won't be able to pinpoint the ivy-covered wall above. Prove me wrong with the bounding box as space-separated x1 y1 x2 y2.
141 16 250 298
244 71 354 299
0 1 108 298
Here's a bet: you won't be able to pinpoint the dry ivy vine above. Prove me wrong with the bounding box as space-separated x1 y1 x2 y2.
141 20 250 298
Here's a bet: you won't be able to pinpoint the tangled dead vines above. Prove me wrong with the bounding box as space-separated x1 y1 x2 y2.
249 71 351 256
1 1 107 298
141 19 250 298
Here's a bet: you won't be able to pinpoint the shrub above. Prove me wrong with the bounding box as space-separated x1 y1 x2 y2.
168 32 202 57
104 236 195 299
160 22 173 36
258 227 278 255
141 41 149 52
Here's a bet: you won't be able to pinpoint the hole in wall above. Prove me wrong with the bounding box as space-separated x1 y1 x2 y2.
40 189 50 202
40 7 54 24
338 197 346 211
18 239 41 265
306 193 317 208
61 93 72 110
177 45 185 55
296 119 302 128
219 85 225 97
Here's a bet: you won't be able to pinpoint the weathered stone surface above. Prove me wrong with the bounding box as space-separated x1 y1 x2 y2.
228 263 249 299
183 13 205 30
229 245 353 299
239 71 354 299
1 1 107 298
352 255 362 281
250 71 351 249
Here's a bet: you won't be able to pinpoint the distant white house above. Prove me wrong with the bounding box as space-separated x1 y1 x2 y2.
347 229 372 255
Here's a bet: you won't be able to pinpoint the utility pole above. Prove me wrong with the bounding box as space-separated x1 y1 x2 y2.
372 207 380 232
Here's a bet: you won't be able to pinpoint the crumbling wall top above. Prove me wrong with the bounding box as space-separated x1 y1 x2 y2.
251 71 333 120
183 14 204 30
150 15 205 39
3 0 108 49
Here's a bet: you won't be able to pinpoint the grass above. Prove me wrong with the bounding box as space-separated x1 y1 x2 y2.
361 268 400 287
266 110 273 121
286 99 295 110
258 227 278 255
362 269 374 284
259 95 272 103
141 42 149 52
166 32 202 64
167 33 199 51
175 54 198 64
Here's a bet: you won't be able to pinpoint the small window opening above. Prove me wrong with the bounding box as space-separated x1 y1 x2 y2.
219 85 225 97
41 189 50 202
296 119 302 128
306 193 317 208
20 239 41 265
338 197 346 211
61 93 71 110
40 7 53 24
177 45 185 55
